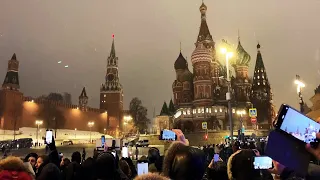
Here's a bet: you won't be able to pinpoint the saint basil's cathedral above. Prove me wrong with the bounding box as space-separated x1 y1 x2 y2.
168 2 276 132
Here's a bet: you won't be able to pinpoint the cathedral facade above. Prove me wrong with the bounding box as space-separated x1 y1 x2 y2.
172 2 275 132
0 37 125 136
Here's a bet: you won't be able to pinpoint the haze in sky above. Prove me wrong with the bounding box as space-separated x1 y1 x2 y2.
1 0 320 117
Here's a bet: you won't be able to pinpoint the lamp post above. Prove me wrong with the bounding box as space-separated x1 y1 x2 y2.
294 75 305 113
74 128 77 139
221 44 234 142
35 120 43 146
236 110 246 131
88 121 94 143
123 115 132 135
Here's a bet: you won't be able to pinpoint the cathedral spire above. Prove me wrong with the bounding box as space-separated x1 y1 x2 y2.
252 42 270 91
2 53 20 90
196 1 213 45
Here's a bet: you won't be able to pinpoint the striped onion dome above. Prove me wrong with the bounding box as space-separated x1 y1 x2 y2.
191 43 212 64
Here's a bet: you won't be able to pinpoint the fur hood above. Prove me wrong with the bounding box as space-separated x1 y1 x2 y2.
161 141 187 177
227 150 241 180
0 156 27 172
134 173 169 180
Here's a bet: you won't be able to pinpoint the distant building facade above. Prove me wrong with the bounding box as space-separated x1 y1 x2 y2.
171 2 275 132
0 37 126 136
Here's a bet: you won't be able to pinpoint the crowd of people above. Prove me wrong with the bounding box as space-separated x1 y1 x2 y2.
1 128 320 180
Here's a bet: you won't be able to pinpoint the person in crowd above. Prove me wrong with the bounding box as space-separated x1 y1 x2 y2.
121 157 137 178
60 157 71 180
82 148 86 163
134 173 169 180
82 157 95 180
147 147 161 173
95 152 119 180
0 156 34 180
166 145 206 180
119 159 132 179
206 161 228 180
65 151 83 180
227 149 273 180
36 163 61 180
35 155 50 178
24 161 36 177
25 153 38 172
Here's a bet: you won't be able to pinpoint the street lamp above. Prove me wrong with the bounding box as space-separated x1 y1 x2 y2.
294 75 305 113
35 120 43 146
74 128 77 139
221 43 234 142
236 110 246 128
88 121 94 143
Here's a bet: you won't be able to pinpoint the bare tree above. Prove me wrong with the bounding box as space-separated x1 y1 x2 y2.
129 97 150 134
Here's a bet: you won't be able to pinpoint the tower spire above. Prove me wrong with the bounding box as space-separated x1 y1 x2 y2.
110 34 116 58
238 29 240 42
196 1 213 46
180 42 182 52
2 53 20 90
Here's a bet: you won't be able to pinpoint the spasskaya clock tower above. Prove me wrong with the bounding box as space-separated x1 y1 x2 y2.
100 35 123 129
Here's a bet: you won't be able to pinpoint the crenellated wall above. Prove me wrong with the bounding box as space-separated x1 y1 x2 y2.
0 91 119 135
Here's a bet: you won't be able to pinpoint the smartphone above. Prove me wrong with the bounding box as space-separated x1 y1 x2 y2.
45 130 53 144
101 136 105 148
122 147 128 158
253 156 273 169
159 129 177 141
137 162 148 175
275 104 320 144
213 154 219 162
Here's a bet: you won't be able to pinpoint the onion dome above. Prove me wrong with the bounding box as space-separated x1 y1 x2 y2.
174 52 188 70
180 70 193 82
235 40 251 67
191 43 212 64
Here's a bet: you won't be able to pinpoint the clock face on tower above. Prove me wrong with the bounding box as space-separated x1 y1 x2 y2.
107 74 115 81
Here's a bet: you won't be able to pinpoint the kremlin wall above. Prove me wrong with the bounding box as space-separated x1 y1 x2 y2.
0 36 126 137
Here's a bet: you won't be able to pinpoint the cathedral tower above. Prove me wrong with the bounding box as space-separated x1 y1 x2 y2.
172 49 193 107
100 35 123 129
79 87 88 111
191 2 214 106
251 43 274 125
196 2 220 85
0 53 23 130
231 38 252 107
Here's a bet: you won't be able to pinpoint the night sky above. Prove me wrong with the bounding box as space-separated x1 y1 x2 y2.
1 0 320 117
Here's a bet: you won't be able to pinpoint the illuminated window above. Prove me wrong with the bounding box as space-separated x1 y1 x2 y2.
198 108 201 113
206 108 209 113
209 108 211 113
257 76 260 79
215 109 217 113
201 108 204 113
219 108 222 112
232 109 235 113
258 82 260 85
187 109 191 115
104 94 106 97
262 75 264 79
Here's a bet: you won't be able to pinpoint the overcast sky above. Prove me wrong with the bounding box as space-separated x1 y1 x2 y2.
1 0 320 117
